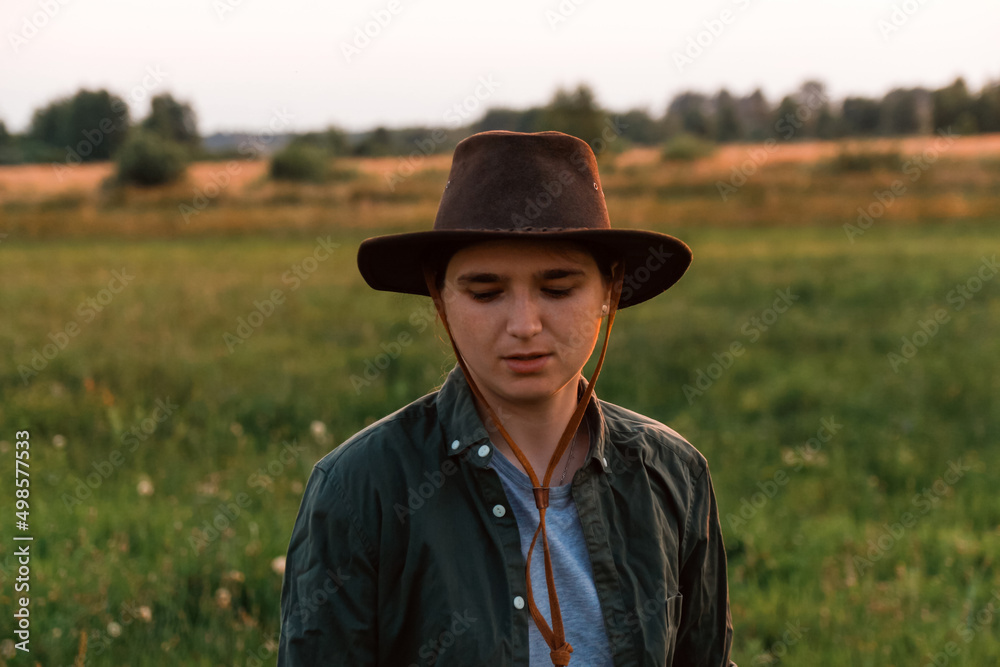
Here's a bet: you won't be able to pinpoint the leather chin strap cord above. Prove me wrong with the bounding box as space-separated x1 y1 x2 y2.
423 262 625 667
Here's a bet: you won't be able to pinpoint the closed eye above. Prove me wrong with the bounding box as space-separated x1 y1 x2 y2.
470 290 501 302
543 288 572 298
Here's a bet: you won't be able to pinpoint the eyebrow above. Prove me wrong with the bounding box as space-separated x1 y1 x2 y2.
455 272 501 285
455 268 586 284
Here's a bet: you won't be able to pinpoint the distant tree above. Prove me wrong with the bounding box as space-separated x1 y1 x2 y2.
270 143 329 183
0 119 15 164
392 126 442 155
792 80 830 138
352 126 394 156
814 105 838 139
142 93 199 147
29 98 72 146
292 126 350 156
932 77 977 134
618 108 666 145
540 84 606 144
475 108 532 133
880 88 923 135
29 89 129 161
772 96 802 139
661 133 715 161
712 89 742 142
971 81 1000 133
665 92 711 138
289 126 352 158
517 107 548 134
841 97 881 136
736 89 771 141
114 130 187 186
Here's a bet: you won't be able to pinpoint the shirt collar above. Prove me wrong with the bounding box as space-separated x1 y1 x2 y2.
436 364 612 475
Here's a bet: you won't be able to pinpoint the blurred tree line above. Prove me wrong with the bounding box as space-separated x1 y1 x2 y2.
1 75 997 172
0 90 198 165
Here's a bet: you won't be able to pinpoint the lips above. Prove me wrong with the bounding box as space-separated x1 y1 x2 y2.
503 352 552 373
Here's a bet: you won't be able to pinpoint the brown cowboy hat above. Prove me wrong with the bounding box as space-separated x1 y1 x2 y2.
356 130 692 308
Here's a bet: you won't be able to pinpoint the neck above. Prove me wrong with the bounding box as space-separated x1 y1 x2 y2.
470 373 586 480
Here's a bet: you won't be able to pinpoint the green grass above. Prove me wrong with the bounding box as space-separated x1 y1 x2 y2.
0 223 998 665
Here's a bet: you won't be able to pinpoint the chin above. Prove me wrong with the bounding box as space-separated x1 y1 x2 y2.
492 373 572 405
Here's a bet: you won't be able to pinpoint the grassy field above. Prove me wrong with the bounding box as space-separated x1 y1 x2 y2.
0 137 998 665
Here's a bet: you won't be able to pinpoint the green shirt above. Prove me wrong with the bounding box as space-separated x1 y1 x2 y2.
278 364 736 666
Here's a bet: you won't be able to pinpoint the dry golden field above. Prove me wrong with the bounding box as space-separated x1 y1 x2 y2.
2 134 999 244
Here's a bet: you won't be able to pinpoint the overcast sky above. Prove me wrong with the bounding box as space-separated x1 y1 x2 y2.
2 0 998 135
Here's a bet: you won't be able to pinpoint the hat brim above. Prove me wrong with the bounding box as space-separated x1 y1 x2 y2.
357 229 692 309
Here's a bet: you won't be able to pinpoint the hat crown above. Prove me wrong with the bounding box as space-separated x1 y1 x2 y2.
434 131 610 233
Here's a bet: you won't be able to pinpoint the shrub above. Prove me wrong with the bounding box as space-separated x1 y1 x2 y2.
269 144 329 183
114 130 187 186
830 144 903 173
661 133 715 162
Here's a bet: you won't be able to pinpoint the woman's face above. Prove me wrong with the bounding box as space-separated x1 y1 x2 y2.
440 239 612 409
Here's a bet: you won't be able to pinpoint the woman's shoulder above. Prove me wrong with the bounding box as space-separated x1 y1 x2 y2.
312 388 441 479
596 398 710 479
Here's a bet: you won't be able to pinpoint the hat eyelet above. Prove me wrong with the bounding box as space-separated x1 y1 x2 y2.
593 182 599 190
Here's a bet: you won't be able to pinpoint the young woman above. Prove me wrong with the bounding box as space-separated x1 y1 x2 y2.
278 131 736 666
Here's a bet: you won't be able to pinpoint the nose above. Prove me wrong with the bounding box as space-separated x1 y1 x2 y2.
505 290 543 339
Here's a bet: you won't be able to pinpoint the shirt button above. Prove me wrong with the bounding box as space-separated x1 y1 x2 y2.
450 439 460 451
602 457 609 468
513 596 525 610
492 504 506 518
477 444 491 458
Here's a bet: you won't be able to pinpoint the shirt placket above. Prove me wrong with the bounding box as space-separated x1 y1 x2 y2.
448 432 533 667
572 455 640 667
